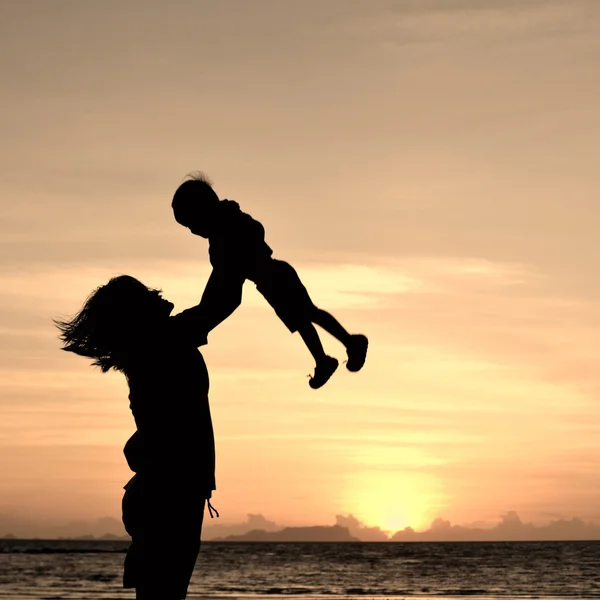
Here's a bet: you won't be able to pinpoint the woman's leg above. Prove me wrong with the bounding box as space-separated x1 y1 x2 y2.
124 475 204 600
136 587 182 600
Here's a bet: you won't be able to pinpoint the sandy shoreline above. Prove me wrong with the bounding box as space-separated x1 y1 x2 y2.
0 590 580 600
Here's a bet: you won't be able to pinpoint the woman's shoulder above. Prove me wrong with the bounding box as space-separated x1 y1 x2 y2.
167 311 209 349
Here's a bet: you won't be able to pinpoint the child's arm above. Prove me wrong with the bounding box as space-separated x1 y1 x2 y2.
197 268 245 332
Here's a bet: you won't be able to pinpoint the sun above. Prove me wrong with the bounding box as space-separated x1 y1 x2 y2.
340 471 443 534
380 513 412 532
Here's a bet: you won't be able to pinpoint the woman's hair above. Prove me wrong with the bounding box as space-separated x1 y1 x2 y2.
172 171 220 226
55 275 153 373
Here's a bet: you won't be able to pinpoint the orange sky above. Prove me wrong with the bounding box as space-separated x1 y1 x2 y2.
1 0 600 535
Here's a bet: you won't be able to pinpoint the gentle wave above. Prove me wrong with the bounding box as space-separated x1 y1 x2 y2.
1 540 599 599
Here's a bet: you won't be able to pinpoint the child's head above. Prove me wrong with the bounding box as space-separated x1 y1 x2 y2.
172 172 220 238
55 275 174 373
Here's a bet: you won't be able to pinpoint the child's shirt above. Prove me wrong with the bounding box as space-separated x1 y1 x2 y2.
208 200 273 282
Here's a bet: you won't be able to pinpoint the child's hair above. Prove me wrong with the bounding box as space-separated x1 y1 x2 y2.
172 171 220 226
55 275 154 373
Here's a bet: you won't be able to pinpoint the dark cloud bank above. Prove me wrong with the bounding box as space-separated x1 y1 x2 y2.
1 511 599 541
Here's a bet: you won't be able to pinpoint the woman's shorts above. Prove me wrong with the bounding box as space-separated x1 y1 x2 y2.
255 259 316 333
122 474 206 598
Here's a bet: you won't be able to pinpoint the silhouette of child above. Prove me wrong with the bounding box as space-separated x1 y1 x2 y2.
56 275 216 600
172 173 369 389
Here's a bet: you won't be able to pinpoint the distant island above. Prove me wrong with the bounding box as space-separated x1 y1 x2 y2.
2 512 600 542
213 525 359 542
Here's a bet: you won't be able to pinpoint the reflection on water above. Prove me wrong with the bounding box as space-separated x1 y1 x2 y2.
1 539 599 599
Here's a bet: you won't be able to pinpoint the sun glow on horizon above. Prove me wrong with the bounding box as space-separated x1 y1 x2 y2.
341 471 445 534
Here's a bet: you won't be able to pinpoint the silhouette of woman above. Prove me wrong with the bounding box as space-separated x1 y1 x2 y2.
55 275 215 600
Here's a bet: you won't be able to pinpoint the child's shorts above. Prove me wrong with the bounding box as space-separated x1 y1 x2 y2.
254 259 316 333
122 474 206 598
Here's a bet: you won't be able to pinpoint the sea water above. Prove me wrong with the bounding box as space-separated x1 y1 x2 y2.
0 539 598 598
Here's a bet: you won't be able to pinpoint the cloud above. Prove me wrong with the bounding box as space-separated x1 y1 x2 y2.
203 513 280 540
365 0 598 46
392 511 600 541
3 510 597 541
335 514 389 541
0 514 127 540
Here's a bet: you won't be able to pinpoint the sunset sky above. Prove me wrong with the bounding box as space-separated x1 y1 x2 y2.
1 0 600 537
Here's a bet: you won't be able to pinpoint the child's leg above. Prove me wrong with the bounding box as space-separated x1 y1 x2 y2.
310 308 352 346
254 261 343 387
298 322 327 363
297 323 339 389
310 307 368 373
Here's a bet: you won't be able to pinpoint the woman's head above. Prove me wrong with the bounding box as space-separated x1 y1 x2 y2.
55 275 174 372
172 172 220 237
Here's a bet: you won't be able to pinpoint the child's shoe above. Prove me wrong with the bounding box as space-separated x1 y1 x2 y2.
345 334 368 372
309 356 339 389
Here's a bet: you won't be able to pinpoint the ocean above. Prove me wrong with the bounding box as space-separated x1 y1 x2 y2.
0 539 598 599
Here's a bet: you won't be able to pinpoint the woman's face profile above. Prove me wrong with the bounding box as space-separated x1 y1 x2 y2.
146 288 175 319
115 276 175 321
